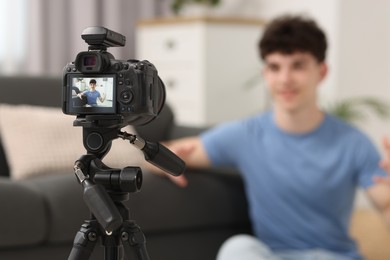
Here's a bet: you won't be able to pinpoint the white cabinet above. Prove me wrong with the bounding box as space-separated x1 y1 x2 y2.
136 17 265 127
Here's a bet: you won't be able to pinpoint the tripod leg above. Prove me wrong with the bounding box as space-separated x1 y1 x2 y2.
102 233 122 260
121 221 150 260
68 221 100 260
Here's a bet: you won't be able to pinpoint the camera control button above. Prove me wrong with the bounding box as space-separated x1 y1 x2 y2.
118 80 123 85
72 68 77 72
86 133 103 151
120 91 133 103
125 80 131 85
119 73 123 78
113 63 123 71
66 67 71 72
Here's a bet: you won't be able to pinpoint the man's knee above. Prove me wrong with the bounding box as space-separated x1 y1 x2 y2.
217 234 276 260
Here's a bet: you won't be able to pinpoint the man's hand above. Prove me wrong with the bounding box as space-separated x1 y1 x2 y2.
164 142 196 187
144 137 210 188
367 136 390 227
374 136 390 185
100 92 106 103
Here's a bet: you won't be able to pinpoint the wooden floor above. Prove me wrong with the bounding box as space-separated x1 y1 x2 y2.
350 208 390 260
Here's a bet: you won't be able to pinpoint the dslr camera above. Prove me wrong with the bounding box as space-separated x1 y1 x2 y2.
62 26 165 127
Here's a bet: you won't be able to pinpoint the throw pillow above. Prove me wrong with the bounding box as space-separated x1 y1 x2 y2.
0 104 144 180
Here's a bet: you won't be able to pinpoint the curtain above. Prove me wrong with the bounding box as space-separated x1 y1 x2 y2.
20 0 168 76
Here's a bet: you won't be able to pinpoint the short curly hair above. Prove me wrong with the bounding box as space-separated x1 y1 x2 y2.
259 15 327 62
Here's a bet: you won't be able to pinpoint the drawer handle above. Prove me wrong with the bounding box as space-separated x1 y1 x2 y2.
165 39 176 50
166 79 176 89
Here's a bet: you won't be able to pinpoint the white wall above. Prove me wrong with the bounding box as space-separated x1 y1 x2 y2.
337 0 390 149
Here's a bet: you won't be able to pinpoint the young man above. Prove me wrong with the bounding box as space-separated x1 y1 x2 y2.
77 79 106 106
156 15 390 259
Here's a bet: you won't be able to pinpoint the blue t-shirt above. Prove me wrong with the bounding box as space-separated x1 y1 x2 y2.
82 90 101 105
201 111 386 259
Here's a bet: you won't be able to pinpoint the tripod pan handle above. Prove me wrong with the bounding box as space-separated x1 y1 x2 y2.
83 179 123 233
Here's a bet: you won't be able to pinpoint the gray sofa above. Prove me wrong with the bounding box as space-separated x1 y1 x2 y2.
0 76 251 260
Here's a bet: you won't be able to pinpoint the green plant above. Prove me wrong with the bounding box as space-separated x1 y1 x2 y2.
325 97 390 123
171 0 221 14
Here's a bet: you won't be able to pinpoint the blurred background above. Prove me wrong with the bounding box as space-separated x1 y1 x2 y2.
0 0 389 150
1 1 390 257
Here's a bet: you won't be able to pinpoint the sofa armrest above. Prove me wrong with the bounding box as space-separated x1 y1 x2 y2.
0 177 48 247
168 125 207 140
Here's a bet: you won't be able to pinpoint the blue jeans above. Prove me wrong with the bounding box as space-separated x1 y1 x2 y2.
216 235 353 260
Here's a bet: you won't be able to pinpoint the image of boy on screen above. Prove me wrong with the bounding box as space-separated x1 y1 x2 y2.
77 79 106 107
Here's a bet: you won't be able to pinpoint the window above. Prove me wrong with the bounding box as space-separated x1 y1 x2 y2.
0 0 27 75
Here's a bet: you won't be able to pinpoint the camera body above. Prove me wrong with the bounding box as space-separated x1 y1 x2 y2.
62 27 165 126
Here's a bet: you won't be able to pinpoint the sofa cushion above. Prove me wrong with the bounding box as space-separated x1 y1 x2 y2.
0 104 144 179
0 76 63 177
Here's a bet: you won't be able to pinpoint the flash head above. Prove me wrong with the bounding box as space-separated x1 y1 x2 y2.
81 26 126 50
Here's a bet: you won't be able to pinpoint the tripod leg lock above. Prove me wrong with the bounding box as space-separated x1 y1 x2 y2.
121 222 150 260
68 221 100 260
121 229 145 246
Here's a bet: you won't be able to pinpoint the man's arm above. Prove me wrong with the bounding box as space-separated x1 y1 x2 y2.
77 92 85 99
144 136 211 187
164 136 211 168
99 92 106 103
366 137 390 228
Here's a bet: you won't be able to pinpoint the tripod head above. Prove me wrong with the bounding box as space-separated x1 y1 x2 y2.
72 115 185 233
74 115 185 176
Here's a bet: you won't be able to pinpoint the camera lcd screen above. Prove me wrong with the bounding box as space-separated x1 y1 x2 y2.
67 75 116 114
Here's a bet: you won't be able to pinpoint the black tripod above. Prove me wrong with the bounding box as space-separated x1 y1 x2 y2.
68 116 185 260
